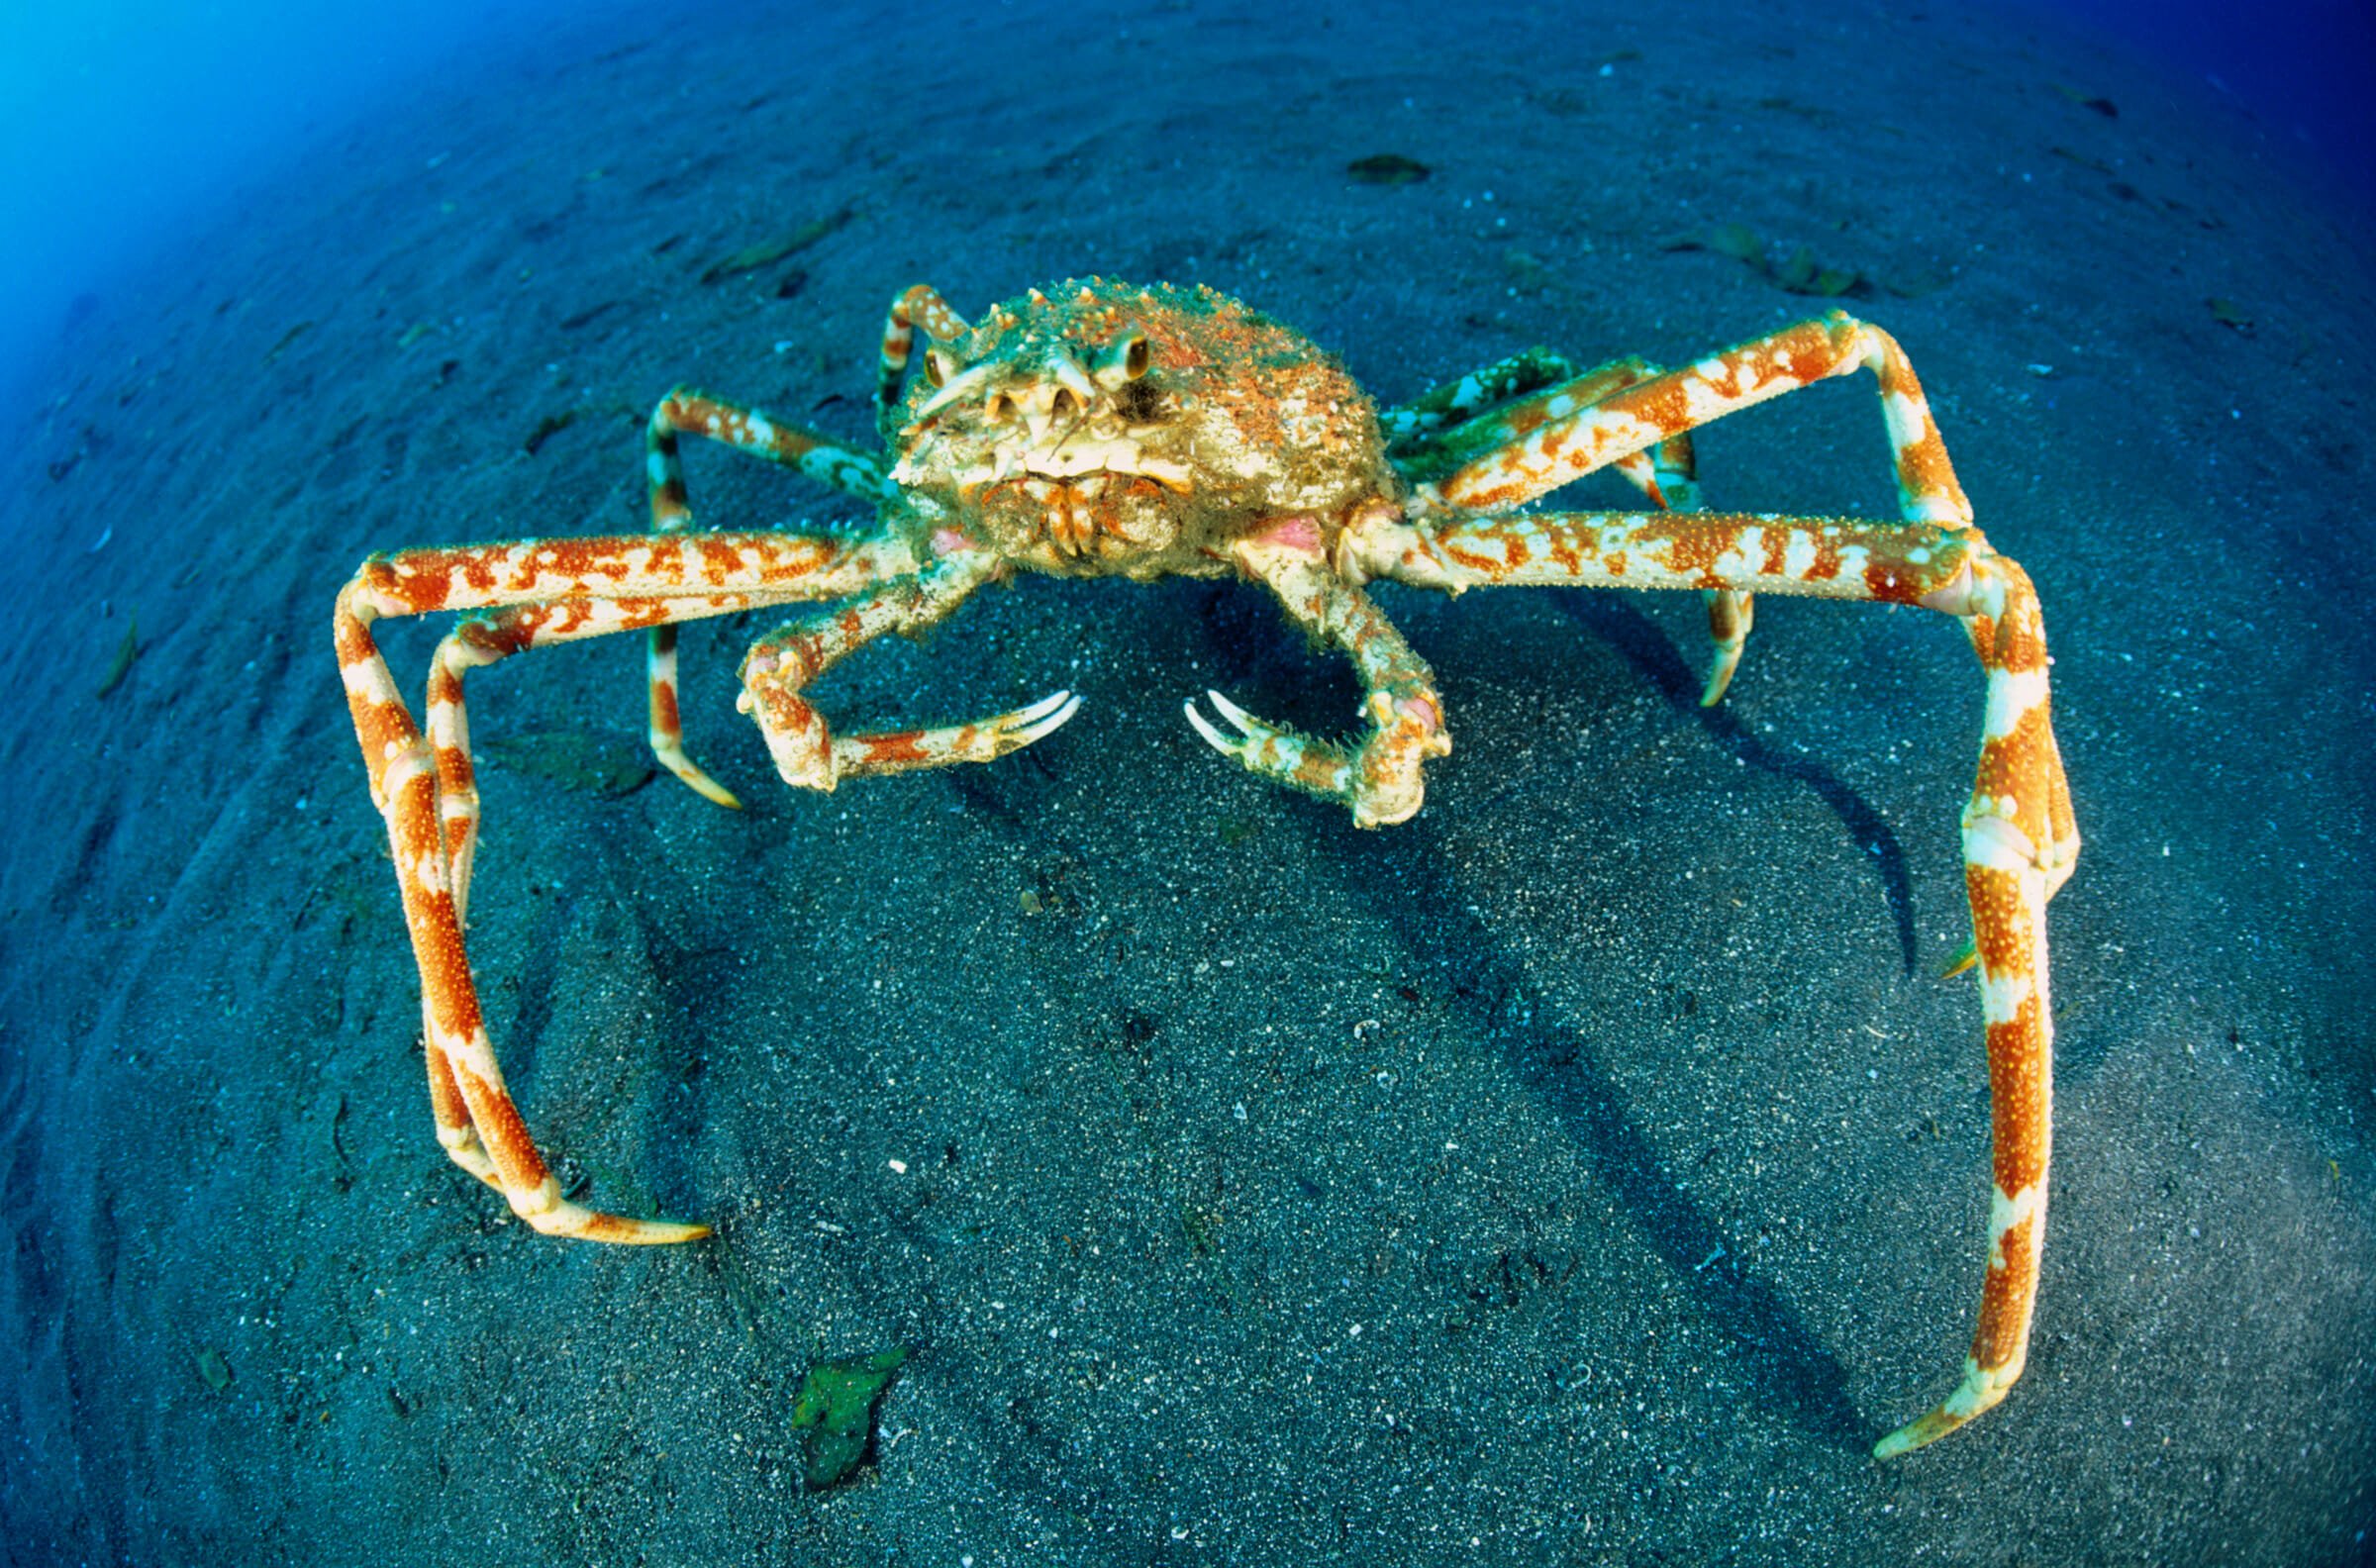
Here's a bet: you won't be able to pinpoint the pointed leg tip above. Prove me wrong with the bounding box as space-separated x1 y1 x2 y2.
556 1208 714 1246
1875 1358 2018 1457
1011 691 1083 746
656 744 744 810
1874 1408 1960 1459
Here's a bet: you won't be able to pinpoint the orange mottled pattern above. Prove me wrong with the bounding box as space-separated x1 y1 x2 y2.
336 281 2071 1453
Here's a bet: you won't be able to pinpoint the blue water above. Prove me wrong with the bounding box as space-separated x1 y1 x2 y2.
0 0 620 394
0 0 2369 402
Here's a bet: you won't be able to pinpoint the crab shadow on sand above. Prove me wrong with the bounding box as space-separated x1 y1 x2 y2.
1299 587 1932 1451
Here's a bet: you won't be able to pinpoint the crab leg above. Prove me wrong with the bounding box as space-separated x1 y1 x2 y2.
1431 311 1972 530
873 282 971 423
642 388 897 808
1378 345 1582 443
737 549 1080 791
1391 356 1748 704
1185 518 1450 829
430 586 827 922
1354 503 2070 1452
335 530 914 1243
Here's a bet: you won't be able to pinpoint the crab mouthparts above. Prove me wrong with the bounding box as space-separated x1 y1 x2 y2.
982 437 1192 493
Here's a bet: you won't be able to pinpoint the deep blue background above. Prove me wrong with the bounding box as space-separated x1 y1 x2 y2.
0 0 2368 398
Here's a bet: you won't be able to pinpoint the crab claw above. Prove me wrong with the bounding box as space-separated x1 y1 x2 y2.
833 689 1084 780
1186 687 1443 829
1184 689 1354 801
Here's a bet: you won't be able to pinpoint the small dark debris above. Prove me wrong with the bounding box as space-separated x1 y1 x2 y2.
559 300 625 332
263 320 316 364
1347 153 1430 186
2048 82 2118 117
524 409 582 455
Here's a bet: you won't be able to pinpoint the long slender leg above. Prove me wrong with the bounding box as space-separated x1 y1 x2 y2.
1432 311 1973 532
1403 315 1969 707
642 389 897 807
431 585 826 923
1387 353 1652 481
335 530 913 1242
736 550 1079 792
1390 358 1750 702
1350 503 2072 1453
1183 518 1449 829
873 282 971 430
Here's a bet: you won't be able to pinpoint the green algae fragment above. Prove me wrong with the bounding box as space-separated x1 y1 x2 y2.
195 1345 233 1391
1668 225 1867 298
97 616 138 698
482 731 655 797
2207 297 2254 334
1216 814 1260 847
1702 222 1766 266
701 208 854 284
1771 245 1862 297
1346 153 1429 186
790 1346 909 1489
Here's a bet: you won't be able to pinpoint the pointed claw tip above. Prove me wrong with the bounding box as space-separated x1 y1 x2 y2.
1182 700 1236 756
1205 688 1254 729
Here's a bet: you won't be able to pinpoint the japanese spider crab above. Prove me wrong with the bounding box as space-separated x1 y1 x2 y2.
335 277 2077 1455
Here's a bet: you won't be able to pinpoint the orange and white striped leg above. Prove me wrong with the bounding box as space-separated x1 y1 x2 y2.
1867 551 2067 1454
1352 507 2071 1452
1185 518 1449 829
1436 312 1974 535
873 282 971 424
429 588 811 921
335 530 918 1241
1390 354 1754 705
642 389 898 808
736 550 1080 792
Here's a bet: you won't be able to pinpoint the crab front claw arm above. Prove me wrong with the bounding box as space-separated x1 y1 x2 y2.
736 549 1080 792
1187 521 1450 829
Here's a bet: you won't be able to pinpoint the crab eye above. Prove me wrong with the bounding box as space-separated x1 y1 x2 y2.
924 347 958 388
1093 332 1150 388
1050 387 1081 421
986 391 1015 423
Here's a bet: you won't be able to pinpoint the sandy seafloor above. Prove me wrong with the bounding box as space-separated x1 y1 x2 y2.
3 1 2372 1562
